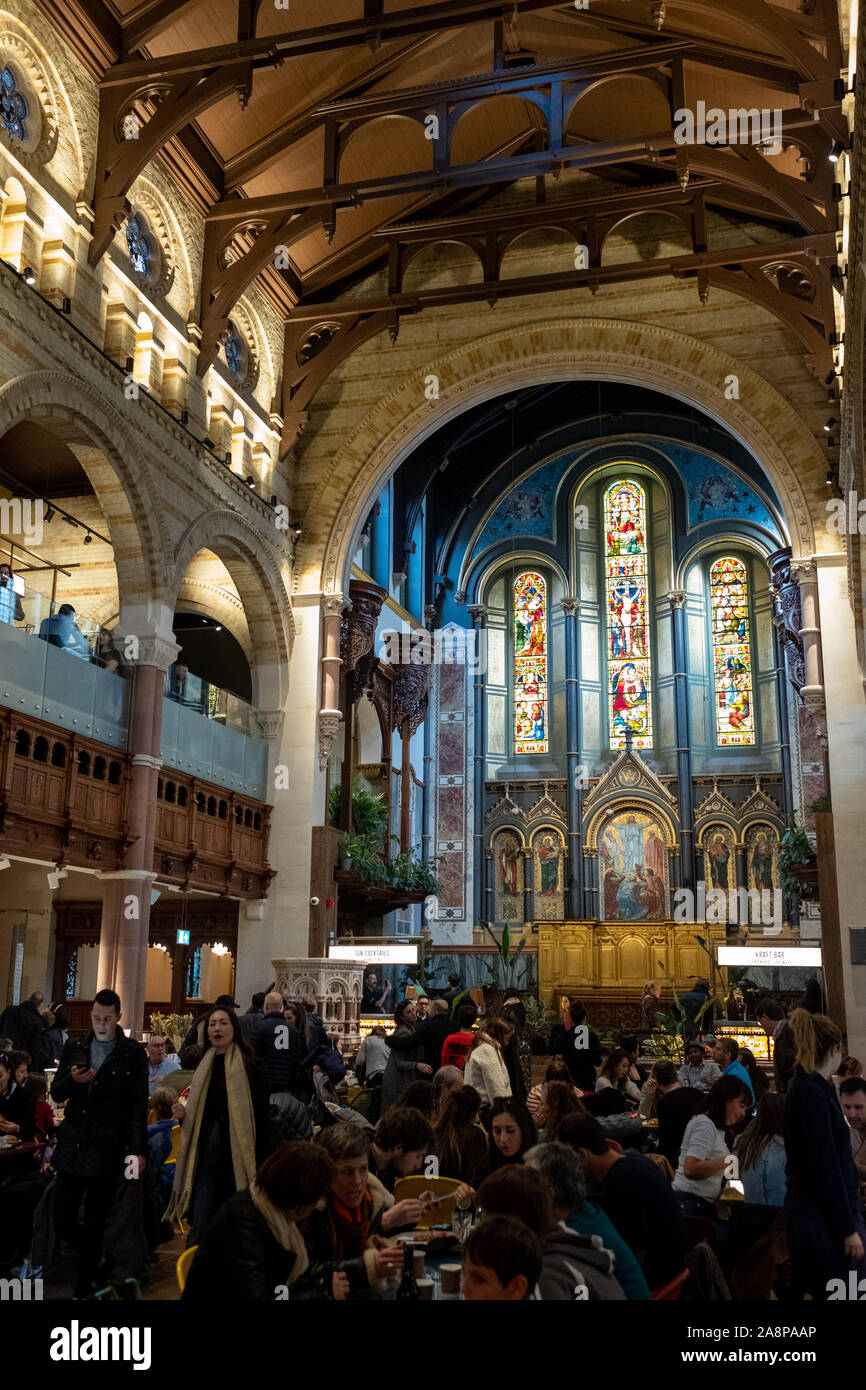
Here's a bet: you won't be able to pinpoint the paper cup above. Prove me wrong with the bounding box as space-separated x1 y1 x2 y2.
417 1278 434 1301
440 1262 462 1296
412 1247 426 1279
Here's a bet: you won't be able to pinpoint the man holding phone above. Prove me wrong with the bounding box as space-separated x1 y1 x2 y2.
51 989 148 1298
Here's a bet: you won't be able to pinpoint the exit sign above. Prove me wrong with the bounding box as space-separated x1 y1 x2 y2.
177 929 190 945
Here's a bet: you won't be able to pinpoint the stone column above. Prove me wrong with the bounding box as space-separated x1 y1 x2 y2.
560 597 583 918
668 590 695 893
318 593 346 774
96 623 177 1036
815 558 864 1055
467 604 488 926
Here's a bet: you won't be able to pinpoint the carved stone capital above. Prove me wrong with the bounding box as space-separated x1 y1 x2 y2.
137 634 181 672
321 592 348 618
423 604 437 626
790 559 817 585
392 662 430 736
466 603 487 624
318 711 343 770
559 596 581 617
256 709 285 740
667 590 688 610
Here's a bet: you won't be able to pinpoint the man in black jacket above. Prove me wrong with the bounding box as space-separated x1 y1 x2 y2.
385 998 458 1071
756 997 795 1095
255 992 303 1096
549 998 602 1092
0 992 48 1070
51 988 148 1298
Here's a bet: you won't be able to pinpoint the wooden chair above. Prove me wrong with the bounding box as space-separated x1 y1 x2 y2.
392 1175 462 1229
176 1244 198 1294
651 1268 690 1300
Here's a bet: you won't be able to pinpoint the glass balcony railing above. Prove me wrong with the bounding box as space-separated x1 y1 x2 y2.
0 578 129 746
0 578 270 795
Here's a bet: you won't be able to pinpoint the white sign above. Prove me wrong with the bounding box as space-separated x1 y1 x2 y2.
717 945 822 968
329 943 418 964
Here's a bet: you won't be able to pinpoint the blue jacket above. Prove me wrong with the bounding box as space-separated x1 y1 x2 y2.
723 1058 754 1104
38 610 90 659
566 1200 651 1300
741 1136 786 1206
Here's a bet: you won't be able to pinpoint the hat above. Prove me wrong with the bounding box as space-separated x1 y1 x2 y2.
214 993 239 1009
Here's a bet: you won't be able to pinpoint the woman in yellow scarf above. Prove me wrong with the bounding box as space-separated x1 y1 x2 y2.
164 1005 274 1245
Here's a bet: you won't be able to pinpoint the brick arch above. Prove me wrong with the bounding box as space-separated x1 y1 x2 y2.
305 319 821 596
171 509 293 709
0 369 165 606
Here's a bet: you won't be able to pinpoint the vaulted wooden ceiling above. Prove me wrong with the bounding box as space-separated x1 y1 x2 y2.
39 0 846 454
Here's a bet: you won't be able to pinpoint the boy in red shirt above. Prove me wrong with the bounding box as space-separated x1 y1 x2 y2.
441 1003 478 1070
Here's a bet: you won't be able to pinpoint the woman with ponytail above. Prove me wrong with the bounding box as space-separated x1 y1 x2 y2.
783 1008 865 1298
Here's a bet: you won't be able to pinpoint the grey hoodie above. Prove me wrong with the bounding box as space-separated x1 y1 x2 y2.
532 1224 627 1301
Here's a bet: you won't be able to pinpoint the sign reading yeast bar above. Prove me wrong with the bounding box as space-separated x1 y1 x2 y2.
717 945 822 968
329 943 419 964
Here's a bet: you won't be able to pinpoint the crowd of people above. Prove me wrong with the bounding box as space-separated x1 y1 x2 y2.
0 977 864 1303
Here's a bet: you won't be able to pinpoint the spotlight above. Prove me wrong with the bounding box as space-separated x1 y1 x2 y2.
44 506 55 524
826 470 834 486
825 368 839 386
125 356 134 373
224 451 232 465
829 140 846 163
269 494 277 508
61 296 71 313
22 267 36 285
83 532 92 544
202 437 215 450
180 408 189 424
824 417 837 431
245 475 255 487
215 625 222 632
47 871 59 890
292 523 302 538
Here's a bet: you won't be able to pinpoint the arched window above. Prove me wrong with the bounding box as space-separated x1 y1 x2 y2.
513 571 548 754
125 216 151 276
14 730 30 758
0 69 28 143
710 556 756 746
604 479 652 749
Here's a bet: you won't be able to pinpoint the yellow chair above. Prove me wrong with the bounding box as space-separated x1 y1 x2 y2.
392 1175 462 1229
176 1245 198 1294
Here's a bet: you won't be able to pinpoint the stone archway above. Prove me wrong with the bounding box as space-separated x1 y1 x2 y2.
0 369 166 607
171 508 294 711
301 318 823 595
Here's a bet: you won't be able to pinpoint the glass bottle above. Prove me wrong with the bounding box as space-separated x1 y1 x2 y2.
395 1241 420 1300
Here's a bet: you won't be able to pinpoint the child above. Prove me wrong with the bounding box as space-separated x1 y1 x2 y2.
461 1215 541 1301
25 1072 55 1142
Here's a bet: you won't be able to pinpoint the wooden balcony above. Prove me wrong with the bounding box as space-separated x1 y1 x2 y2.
0 709 272 898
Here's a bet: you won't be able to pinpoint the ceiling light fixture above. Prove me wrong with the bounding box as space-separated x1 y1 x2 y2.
824 417 837 431
22 267 36 285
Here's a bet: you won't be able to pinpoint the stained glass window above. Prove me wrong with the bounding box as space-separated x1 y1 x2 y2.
710 556 755 745
0 68 27 142
224 325 242 375
605 479 653 749
126 215 151 275
513 570 548 753
65 948 78 998
185 944 201 999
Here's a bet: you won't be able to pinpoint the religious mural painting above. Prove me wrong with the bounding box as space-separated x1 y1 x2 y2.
513 571 548 754
599 808 667 920
701 824 736 892
604 480 653 749
493 828 524 922
710 556 756 746
532 826 565 921
745 823 780 892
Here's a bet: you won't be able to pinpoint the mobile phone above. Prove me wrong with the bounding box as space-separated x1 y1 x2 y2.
67 1042 89 1070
